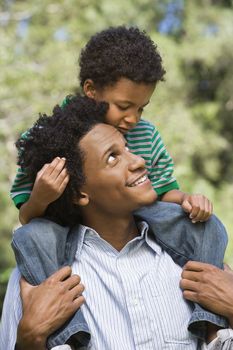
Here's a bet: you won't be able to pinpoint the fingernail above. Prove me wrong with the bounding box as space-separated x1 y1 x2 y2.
192 220 196 224
190 214 193 219
62 157 66 160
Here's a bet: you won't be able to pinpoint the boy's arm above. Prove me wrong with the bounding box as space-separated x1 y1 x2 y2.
159 189 185 204
10 167 33 211
19 157 69 224
161 189 213 223
148 125 179 197
148 125 213 222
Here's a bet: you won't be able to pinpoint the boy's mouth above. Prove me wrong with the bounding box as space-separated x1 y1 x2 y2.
117 127 130 134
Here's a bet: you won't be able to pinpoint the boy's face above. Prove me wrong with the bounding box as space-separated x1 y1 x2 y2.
84 78 155 134
79 123 156 215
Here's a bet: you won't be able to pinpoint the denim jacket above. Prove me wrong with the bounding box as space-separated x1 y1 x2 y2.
12 202 228 349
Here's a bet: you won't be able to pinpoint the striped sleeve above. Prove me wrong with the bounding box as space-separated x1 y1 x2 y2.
10 96 71 210
126 119 179 195
10 130 33 209
10 166 33 208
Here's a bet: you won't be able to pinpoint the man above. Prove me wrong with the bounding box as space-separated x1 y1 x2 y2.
0 95 230 349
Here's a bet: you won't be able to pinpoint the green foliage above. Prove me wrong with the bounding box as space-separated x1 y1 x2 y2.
0 0 233 314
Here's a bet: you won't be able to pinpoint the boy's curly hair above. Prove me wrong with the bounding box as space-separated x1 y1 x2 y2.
16 95 108 226
79 26 166 88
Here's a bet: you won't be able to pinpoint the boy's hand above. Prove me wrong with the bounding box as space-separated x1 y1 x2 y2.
181 194 213 223
19 157 69 224
31 157 69 207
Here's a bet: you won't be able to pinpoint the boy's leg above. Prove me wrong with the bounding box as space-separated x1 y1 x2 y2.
11 218 89 348
135 201 229 339
11 218 72 285
135 201 227 267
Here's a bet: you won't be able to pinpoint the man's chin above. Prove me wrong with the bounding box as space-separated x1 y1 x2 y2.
136 193 157 210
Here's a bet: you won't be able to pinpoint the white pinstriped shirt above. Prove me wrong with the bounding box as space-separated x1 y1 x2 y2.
0 222 198 349
72 221 198 349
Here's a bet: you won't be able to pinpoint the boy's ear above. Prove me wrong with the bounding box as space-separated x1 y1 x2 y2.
83 79 96 99
73 192 89 207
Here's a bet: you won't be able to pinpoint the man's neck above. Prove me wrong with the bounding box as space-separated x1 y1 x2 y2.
81 211 139 251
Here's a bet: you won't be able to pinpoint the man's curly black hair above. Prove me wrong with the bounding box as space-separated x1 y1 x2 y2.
79 26 166 88
16 95 109 226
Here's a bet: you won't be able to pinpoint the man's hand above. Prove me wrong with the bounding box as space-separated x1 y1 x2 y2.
180 261 233 327
16 266 85 349
19 157 69 224
181 194 213 223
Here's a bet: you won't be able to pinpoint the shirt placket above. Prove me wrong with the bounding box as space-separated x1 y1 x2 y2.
116 250 154 349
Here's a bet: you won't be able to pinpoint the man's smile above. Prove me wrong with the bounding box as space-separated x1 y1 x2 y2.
126 171 150 187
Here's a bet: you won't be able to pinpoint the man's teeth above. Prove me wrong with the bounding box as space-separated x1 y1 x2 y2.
129 175 147 187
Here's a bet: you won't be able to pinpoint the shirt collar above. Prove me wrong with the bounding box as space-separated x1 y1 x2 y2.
140 221 161 256
75 221 161 257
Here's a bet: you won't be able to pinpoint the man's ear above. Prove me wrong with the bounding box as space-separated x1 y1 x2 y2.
83 79 96 99
73 192 89 206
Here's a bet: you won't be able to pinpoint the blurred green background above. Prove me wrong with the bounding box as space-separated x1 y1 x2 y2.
0 0 232 314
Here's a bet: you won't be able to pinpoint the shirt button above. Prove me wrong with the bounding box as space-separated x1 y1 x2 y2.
132 298 139 306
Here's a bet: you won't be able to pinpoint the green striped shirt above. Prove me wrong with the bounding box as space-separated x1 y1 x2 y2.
125 119 179 195
10 100 179 208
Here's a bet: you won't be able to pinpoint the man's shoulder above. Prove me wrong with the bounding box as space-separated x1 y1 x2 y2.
4 267 21 301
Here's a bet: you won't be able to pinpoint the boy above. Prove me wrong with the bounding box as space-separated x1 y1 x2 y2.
10 26 212 224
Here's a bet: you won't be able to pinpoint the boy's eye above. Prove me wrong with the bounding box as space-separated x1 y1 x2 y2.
117 105 129 111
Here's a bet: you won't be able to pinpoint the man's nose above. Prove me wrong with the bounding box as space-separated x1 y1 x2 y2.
127 151 146 170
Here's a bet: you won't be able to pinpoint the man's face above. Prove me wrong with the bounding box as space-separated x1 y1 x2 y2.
79 123 156 215
92 78 155 134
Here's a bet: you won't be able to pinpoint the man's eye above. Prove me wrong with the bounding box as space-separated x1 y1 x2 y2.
107 154 117 164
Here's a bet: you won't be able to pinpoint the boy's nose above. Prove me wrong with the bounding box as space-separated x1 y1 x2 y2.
124 114 139 127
